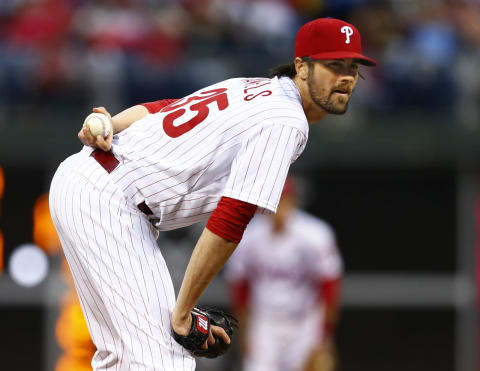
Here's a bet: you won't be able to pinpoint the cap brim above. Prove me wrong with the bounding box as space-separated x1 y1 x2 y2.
309 51 377 66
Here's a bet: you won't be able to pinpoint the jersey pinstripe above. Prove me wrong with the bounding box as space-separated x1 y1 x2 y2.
109 76 308 230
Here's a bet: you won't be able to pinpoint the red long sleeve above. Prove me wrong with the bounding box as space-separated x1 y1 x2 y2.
141 99 178 114
319 278 342 338
206 197 257 243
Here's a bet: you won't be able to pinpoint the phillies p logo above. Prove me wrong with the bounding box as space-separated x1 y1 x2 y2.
341 26 353 44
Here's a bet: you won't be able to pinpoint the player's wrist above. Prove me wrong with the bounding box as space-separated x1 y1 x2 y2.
110 118 120 135
171 309 193 336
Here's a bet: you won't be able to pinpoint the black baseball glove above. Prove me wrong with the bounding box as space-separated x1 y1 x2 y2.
172 307 238 358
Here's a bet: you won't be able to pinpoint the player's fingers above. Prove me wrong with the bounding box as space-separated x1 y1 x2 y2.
96 135 106 149
96 136 110 151
207 329 216 346
211 325 230 345
82 126 96 144
102 136 112 151
93 106 112 119
106 129 114 144
82 129 94 145
78 129 87 144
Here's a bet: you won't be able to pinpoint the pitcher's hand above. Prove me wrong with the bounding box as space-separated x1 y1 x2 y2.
78 107 113 151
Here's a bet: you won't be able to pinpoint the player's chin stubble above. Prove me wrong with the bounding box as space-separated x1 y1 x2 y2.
307 75 349 115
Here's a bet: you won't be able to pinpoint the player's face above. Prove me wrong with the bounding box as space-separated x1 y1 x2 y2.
307 59 359 115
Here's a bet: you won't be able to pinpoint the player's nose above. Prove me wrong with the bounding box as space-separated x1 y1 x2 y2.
339 73 356 84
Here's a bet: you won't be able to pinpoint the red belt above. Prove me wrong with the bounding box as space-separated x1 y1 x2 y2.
91 149 153 216
91 149 119 173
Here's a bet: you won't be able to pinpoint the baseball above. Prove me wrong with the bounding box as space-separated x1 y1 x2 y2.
84 112 112 138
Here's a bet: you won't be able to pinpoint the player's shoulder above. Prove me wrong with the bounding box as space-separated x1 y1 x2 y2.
239 214 270 244
292 210 336 241
230 76 308 132
207 76 303 111
268 76 308 133
245 214 270 234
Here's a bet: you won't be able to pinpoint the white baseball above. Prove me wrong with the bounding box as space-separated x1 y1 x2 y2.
84 112 112 138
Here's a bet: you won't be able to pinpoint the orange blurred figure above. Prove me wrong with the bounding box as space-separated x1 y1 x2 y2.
0 165 4 199
55 291 95 371
33 193 61 254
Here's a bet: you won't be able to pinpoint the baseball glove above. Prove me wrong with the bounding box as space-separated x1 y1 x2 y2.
172 307 238 358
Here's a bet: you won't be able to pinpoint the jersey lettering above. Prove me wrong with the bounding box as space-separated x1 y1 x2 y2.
242 78 273 102
162 88 229 138
245 90 272 101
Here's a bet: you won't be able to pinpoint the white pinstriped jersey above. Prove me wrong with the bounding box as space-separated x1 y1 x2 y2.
108 76 308 230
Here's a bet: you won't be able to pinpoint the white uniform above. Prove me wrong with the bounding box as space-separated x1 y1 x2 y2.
49 76 308 370
224 210 343 371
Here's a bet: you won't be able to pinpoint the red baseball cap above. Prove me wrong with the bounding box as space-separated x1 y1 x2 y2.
294 18 376 66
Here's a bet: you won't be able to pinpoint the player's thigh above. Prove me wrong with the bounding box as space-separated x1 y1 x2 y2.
51 173 127 367
51 157 191 369
81 182 190 368
244 358 277 371
282 316 320 371
243 320 285 371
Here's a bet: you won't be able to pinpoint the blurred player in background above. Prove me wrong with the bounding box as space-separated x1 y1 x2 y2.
225 177 343 371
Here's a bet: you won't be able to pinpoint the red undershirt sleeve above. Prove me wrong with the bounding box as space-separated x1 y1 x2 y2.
320 278 342 307
206 196 258 243
318 278 342 338
141 99 179 114
229 280 250 310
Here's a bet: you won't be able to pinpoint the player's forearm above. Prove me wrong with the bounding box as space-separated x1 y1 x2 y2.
172 228 238 329
324 304 339 336
235 307 250 355
111 105 149 134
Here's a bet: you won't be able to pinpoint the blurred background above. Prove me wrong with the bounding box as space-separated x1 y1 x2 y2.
0 0 478 370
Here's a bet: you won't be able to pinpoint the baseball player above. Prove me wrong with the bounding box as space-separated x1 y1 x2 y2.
224 177 343 371
49 18 375 370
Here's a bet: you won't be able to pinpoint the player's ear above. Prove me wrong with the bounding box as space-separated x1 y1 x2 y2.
294 57 309 81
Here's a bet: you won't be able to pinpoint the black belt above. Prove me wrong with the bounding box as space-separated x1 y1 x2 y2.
91 149 153 216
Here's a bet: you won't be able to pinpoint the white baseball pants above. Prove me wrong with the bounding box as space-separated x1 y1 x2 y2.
244 311 321 371
49 148 195 371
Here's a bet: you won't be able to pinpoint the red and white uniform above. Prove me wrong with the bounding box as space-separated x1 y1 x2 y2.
224 210 343 371
49 76 308 370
